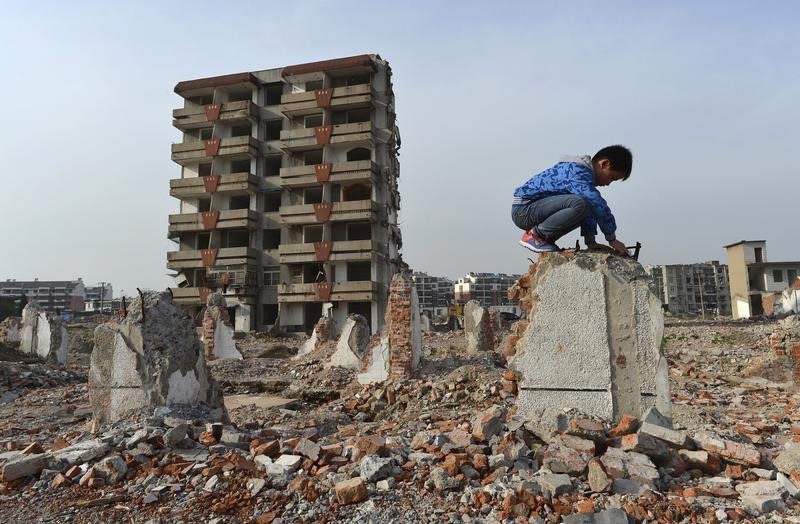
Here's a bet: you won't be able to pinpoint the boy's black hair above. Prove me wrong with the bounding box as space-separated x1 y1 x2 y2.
593 145 633 180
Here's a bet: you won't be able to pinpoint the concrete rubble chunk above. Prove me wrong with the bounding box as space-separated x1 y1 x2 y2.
88 291 224 428
294 438 321 462
359 455 394 483
327 314 370 370
741 495 787 514
773 443 800 476
94 455 128 484
464 300 495 354
693 430 761 466
562 508 631 524
511 252 670 436
201 293 242 361
1 452 50 481
637 406 690 449
588 458 612 493
430 466 461 491
534 473 573 497
735 480 786 498
18 301 68 365
358 273 421 384
51 440 110 468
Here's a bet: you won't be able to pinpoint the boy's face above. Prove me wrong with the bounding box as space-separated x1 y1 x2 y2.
593 158 626 187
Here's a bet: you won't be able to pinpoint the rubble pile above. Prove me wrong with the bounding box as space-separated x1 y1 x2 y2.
18 302 68 366
201 293 243 361
88 291 225 428
2 287 800 520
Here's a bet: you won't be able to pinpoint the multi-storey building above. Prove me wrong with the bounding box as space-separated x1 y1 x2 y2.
412 272 454 317
85 283 113 309
725 240 800 318
168 55 402 333
453 273 521 308
0 278 86 313
646 262 731 316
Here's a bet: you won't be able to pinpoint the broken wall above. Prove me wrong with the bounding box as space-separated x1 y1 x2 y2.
511 252 670 435
89 290 224 428
201 293 242 360
18 302 67 365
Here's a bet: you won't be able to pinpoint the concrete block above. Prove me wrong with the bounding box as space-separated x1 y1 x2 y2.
328 314 370 370
18 302 68 365
512 252 670 429
88 291 224 427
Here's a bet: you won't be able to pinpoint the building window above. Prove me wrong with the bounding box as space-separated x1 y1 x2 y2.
754 248 763 263
264 82 283 105
789 269 798 283
265 120 282 140
263 304 279 325
304 115 323 128
263 268 280 286
773 270 784 283
263 229 280 250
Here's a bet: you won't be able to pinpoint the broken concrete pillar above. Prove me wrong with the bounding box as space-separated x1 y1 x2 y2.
420 313 431 333
327 314 370 370
19 302 68 365
88 290 224 428
511 252 670 436
358 273 421 384
464 300 495 354
201 293 242 361
0 317 21 343
294 316 334 360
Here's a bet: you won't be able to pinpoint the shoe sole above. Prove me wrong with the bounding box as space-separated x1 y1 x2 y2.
518 240 557 253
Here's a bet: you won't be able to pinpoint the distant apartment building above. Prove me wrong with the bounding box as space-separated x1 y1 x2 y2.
0 278 86 313
85 283 113 309
725 240 800 318
454 272 521 308
412 272 454 317
646 262 731 316
167 55 401 333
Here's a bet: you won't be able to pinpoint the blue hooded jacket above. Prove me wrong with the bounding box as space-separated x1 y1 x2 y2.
512 155 616 241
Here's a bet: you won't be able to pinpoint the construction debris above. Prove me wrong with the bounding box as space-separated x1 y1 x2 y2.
511 251 670 438
18 302 68 366
3 291 800 521
88 290 224 428
358 273 421 384
327 314 370 370
0 317 21 343
201 293 242 361
464 300 495 354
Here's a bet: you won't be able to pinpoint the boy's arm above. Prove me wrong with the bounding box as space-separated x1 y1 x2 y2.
570 176 618 241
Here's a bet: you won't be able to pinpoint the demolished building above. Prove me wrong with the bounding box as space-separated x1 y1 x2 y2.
167 54 402 335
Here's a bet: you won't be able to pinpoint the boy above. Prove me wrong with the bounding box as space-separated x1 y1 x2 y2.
511 145 632 255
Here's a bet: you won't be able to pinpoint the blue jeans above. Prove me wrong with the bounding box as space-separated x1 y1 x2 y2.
511 195 590 241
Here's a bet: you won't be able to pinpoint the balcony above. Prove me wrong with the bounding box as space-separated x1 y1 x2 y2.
167 247 260 270
172 100 258 131
280 160 376 188
279 122 371 152
278 240 377 264
169 172 259 199
168 209 259 234
279 84 373 117
278 280 377 303
171 136 259 164
279 199 377 225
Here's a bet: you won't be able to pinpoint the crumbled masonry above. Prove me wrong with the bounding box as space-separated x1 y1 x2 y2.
2 312 800 521
201 293 242 361
18 301 68 365
88 290 224 428
295 316 334 360
464 300 495 354
358 273 421 384
510 251 670 438
327 314 370 370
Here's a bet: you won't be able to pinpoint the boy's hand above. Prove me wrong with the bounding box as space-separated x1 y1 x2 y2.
609 239 628 256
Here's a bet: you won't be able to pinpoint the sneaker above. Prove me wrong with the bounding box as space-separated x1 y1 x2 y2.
519 230 559 252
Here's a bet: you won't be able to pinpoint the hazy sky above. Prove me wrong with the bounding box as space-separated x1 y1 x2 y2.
1 1 798 296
